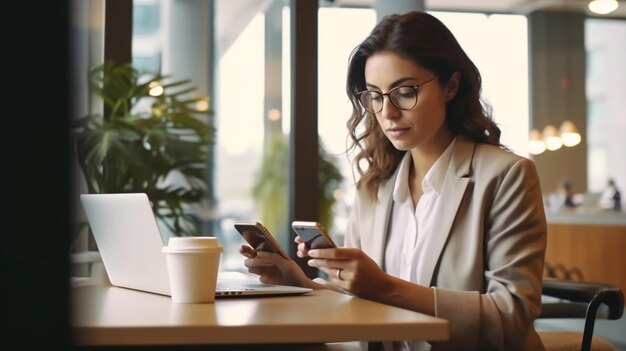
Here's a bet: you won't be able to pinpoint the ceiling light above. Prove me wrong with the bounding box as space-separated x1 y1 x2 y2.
588 0 619 15
543 124 563 151
559 120 582 147
529 129 546 155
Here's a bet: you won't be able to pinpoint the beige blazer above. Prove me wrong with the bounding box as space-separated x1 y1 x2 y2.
345 136 547 351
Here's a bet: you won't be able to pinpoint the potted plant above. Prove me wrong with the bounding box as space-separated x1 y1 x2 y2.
72 60 214 248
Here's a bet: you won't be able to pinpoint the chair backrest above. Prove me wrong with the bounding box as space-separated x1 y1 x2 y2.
540 278 625 351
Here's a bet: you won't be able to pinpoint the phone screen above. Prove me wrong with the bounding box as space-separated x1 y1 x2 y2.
234 223 288 258
292 222 336 249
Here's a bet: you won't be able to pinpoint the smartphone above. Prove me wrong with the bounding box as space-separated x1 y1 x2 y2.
234 222 289 259
291 221 337 249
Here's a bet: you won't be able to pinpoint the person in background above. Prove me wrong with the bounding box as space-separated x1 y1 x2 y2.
547 179 579 211
240 11 547 351
600 178 622 211
560 180 577 208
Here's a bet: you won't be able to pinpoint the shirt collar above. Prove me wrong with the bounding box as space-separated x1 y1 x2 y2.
392 137 457 201
424 137 456 195
392 152 413 204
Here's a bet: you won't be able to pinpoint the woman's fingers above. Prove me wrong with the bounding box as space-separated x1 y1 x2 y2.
239 245 257 258
256 251 286 263
308 247 360 259
306 257 346 269
244 257 275 267
312 265 350 286
296 242 313 258
307 258 351 281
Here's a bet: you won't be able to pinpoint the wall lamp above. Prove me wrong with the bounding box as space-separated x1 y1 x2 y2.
529 120 581 155
588 0 619 14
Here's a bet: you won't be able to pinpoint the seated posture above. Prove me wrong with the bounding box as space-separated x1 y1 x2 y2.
240 11 547 351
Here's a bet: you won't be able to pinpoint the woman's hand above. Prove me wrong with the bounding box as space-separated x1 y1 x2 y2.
239 245 316 288
295 237 433 313
303 244 393 300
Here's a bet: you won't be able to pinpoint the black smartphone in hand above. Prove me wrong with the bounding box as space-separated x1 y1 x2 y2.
234 222 289 259
291 221 337 249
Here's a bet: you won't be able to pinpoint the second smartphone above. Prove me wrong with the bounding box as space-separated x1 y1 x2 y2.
234 221 289 259
291 221 336 249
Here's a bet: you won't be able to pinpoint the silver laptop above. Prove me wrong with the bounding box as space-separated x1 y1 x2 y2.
79 193 312 297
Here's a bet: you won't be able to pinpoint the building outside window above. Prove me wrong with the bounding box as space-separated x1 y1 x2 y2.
585 18 626 195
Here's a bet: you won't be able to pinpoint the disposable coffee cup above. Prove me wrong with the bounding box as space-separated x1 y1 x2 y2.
162 236 224 303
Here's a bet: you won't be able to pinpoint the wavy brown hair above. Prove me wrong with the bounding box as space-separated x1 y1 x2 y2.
346 11 502 200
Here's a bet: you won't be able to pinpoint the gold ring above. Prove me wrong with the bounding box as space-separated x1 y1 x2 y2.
336 268 343 280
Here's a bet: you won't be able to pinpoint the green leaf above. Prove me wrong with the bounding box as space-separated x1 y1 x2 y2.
73 60 214 237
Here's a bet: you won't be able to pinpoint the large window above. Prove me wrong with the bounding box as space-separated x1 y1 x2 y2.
432 12 529 156
215 0 292 271
133 0 161 73
317 8 377 244
585 18 626 193
131 0 293 271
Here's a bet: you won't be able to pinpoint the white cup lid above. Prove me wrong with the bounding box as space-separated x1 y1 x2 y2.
164 236 223 252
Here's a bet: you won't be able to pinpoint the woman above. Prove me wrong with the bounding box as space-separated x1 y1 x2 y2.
240 11 547 351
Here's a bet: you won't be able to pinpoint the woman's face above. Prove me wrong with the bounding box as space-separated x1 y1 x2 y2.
363 51 455 152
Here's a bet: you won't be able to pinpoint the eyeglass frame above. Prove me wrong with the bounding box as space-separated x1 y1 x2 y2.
355 76 439 114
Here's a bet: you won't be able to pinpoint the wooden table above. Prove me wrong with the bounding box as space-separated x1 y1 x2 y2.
71 284 449 347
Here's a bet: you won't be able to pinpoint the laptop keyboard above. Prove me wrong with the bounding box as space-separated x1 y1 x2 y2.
216 284 256 295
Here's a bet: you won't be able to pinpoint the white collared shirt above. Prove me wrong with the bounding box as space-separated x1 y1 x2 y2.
384 137 457 283
383 138 456 351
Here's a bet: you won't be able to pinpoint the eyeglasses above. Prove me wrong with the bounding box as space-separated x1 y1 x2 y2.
356 76 438 114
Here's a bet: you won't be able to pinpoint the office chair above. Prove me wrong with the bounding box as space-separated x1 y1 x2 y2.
538 277 624 351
